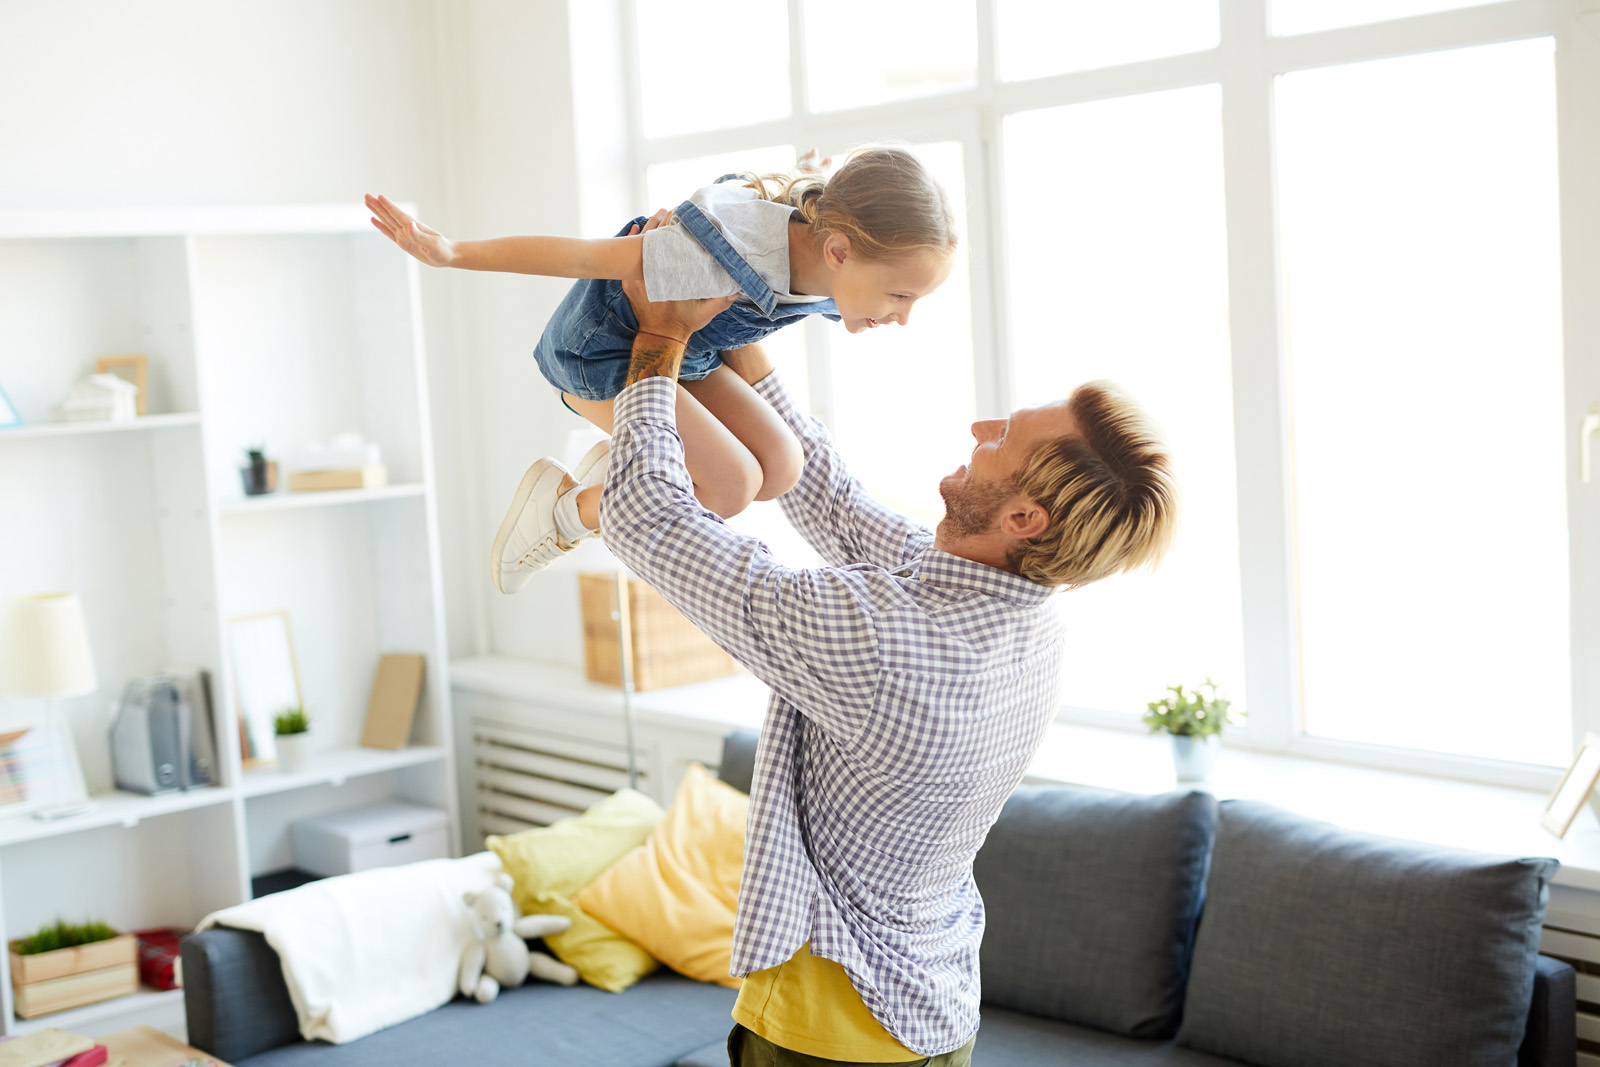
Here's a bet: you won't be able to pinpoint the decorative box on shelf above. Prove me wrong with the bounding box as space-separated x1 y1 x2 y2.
288 432 388 492
9 932 138 1019
289 463 388 492
579 573 739 692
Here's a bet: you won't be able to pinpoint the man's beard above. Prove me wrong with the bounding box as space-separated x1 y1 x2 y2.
938 472 1018 539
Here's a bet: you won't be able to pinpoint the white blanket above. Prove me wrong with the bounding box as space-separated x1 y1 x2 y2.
198 851 501 1044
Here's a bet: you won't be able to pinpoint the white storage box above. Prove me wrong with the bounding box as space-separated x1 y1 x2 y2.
292 801 450 877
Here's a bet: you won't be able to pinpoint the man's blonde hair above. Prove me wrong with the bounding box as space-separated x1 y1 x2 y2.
1008 381 1179 589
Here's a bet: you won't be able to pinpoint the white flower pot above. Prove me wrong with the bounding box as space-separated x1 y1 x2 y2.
1170 734 1220 782
276 733 311 773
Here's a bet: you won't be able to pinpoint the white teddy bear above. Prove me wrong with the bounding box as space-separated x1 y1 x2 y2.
458 872 579 1003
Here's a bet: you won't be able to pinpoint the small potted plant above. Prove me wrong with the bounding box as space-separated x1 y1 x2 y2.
240 443 277 496
1142 678 1244 782
273 706 310 773
9 919 137 1018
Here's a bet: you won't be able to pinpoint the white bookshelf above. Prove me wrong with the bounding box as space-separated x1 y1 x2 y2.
0 205 458 1037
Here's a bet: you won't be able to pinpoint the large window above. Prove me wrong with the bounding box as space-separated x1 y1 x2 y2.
595 0 1600 786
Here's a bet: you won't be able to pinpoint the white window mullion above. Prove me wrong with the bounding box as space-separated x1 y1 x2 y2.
1218 0 1300 753
1556 0 1600 750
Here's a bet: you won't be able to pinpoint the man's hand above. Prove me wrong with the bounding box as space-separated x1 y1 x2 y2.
621 210 737 385
366 194 457 268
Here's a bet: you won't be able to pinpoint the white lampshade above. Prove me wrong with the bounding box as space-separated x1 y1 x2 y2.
0 593 98 699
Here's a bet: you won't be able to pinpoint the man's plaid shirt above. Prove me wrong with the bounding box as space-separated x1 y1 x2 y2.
603 374 1066 1056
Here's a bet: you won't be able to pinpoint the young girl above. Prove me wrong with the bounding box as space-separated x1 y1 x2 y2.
366 146 958 594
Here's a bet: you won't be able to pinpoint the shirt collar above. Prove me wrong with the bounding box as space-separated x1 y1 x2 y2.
895 547 1056 606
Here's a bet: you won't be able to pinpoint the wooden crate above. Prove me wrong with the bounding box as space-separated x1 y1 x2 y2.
579 573 739 691
9 933 138 1018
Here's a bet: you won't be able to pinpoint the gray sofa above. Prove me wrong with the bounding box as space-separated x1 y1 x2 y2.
183 731 1574 1067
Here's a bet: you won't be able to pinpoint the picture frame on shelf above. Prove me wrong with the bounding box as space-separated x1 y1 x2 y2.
1541 731 1600 838
0 379 20 428
0 724 79 820
226 611 303 768
93 354 148 416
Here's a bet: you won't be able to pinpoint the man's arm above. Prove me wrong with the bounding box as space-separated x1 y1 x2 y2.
719 345 931 571
597 280 881 741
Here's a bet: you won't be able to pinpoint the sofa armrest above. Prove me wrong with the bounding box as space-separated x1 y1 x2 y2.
1519 954 1576 1067
181 927 302 1063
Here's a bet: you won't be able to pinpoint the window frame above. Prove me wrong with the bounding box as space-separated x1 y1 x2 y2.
584 0 1600 793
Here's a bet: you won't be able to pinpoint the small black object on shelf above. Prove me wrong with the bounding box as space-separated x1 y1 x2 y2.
241 447 277 496
252 867 324 898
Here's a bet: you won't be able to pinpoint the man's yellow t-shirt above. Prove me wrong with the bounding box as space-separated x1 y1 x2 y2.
732 941 917 1061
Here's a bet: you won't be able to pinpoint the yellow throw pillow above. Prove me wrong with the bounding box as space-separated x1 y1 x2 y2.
487 787 666 992
575 763 749 988
487 787 665 899
529 890 660 993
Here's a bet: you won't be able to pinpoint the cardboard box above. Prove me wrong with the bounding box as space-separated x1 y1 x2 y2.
579 573 739 692
288 464 388 492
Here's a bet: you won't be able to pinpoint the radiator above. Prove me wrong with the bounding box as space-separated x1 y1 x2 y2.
1539 918 1600 1065
471 719 649 838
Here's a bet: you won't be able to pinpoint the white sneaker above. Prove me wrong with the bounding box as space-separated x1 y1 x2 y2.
491 458 577 595
571 439 609 486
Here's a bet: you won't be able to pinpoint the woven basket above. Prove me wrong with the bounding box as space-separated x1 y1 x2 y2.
579 573 740 691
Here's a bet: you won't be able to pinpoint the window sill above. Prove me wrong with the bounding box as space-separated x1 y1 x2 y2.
451 656 1600 891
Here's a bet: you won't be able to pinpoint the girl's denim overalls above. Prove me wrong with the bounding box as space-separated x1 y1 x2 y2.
532 184 839 402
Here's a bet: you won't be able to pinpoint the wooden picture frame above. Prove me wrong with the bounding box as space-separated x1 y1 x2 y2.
94 354 148 416
226 611 304 768
1542 731 1600 838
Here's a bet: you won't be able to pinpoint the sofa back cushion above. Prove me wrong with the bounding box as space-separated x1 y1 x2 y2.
1177 800 1557 1067
973 785 1218 1037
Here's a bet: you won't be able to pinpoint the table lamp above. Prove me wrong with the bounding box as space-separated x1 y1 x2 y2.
0 593 97 819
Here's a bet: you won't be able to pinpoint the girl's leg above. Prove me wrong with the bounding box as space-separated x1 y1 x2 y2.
681 366 802 501
560 386 767 521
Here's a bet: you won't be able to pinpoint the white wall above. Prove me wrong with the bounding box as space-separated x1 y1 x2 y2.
0 0 591 667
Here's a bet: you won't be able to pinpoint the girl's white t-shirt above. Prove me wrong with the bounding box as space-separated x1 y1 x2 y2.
641 182 817 306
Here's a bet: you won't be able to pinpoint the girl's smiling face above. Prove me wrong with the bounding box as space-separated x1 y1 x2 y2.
822 239 954 333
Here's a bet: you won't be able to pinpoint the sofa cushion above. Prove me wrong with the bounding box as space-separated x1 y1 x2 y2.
672 1007 1244 1067
1177 800 1557 1067
972 786 1217 1038
235 971 738 1067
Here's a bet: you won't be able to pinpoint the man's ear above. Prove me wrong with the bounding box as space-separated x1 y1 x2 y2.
999 497 1049 541
823 233 851 270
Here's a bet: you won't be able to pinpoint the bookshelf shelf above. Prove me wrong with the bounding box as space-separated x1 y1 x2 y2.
214 482 426 515
240 746 448 798
0 788 233 848
0 413 202 443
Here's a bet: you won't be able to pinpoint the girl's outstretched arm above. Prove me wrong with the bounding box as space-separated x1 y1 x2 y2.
364 193 644 280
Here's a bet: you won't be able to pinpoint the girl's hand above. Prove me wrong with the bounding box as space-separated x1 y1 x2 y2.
365 193 457 268
794 147 832 177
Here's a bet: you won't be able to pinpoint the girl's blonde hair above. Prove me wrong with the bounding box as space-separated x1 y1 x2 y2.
740 146 958 262
1008 381 1180 589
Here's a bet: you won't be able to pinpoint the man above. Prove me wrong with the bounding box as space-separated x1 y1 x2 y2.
510 245 1178 1064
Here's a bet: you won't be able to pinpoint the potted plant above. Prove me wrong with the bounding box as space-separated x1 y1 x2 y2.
1142 678 1244 782
274 706 310 773
9 919 137 1018
240 443 277 496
